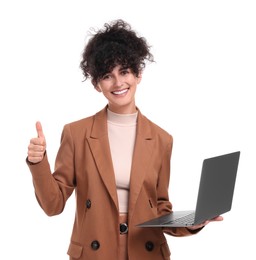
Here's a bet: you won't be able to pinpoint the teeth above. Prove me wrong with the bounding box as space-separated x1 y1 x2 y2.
113 89 128 95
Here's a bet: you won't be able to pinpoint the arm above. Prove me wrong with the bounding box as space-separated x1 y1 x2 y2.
27 122 75 216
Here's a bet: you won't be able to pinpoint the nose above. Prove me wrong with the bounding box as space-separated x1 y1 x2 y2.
113 75 123 88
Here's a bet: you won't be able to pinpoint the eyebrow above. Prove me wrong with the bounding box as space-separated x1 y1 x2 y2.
102 66 130 77
119 66 129 71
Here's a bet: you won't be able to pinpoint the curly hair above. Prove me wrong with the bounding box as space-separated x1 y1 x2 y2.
80 19 154 84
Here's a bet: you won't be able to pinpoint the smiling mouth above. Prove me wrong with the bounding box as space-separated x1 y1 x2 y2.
112 88 129 95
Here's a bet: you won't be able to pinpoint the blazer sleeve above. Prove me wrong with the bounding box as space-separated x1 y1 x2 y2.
157 135 201 237
27 124 75 216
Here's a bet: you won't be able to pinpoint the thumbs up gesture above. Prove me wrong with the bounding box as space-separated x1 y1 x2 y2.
27 121 46 164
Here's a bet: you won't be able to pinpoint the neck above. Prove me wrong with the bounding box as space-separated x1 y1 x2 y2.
108 103 137 114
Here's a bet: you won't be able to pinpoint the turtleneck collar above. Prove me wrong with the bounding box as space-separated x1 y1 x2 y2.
107 108 138 126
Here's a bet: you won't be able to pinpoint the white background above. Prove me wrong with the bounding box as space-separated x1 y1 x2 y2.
1 0 255 259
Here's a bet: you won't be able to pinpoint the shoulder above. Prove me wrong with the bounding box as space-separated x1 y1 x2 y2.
138 110 173 143
63 115 94 134
148 116 172 138
66 106 106 128
62 107 106 138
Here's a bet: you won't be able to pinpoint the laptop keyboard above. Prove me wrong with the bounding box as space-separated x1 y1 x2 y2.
168 212 195 225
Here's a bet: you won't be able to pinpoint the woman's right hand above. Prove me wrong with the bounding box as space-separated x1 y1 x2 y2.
27 121 46 164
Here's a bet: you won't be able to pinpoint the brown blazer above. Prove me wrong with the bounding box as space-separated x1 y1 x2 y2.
27 106 195 260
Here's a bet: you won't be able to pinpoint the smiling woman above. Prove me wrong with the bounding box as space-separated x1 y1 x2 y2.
95 66 141 114
26 19 222 260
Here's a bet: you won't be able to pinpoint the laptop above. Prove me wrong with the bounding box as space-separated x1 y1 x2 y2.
137 151 240 227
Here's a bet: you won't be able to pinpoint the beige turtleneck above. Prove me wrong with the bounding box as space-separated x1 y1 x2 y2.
107 109 138 213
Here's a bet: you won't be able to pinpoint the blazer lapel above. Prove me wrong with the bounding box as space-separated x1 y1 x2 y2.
87 107 155 217
128 111 155 219
87 107 119 211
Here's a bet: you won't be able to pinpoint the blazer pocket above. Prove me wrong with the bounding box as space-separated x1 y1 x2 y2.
160 241 171 259
67 241 83 259
148 198 157 215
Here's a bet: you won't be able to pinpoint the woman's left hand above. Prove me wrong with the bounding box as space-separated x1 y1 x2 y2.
187 215 224 231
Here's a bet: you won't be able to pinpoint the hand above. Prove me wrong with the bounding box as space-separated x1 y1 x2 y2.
27 121 46 164
187 216 224 231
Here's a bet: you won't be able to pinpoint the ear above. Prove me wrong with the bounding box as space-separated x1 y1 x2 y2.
137 71 143 84
91 79 102 92
95 85 102 92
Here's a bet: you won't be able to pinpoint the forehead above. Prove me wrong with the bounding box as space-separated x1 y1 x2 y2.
105 64 129 74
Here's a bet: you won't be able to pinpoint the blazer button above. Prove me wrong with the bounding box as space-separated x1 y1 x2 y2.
91 240 100 250
145 241 154 252
86 199 91 209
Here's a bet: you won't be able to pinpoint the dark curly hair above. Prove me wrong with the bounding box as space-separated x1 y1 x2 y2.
80 19 154 84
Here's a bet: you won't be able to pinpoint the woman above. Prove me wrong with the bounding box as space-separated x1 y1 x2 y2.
27 19 222 260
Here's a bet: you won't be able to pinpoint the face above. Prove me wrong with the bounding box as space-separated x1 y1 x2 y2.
95 65 142 114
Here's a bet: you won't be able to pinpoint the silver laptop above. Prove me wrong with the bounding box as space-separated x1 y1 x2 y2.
137 151 240 227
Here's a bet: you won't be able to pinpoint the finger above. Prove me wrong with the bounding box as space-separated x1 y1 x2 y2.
27 154 44 164
36 121 45 139
187 223 205 230
28 142 45 151
212 216 223 221
28 150 45 158
27 142 46 163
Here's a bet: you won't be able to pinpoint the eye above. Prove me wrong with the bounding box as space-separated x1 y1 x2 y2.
102 74 111 80
120 69 130 75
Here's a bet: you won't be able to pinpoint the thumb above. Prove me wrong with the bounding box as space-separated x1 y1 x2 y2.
36 121 45 139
